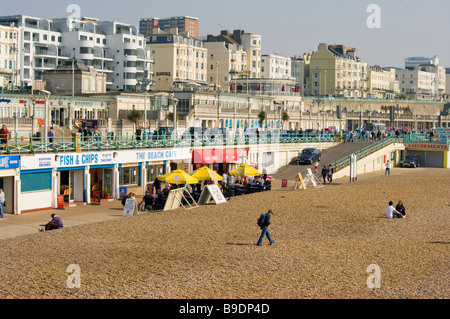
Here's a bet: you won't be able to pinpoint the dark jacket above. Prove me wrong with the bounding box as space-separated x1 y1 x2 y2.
262 214 271 228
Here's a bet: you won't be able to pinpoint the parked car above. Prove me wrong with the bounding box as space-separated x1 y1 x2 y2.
295 148 322 165
399 155 420 168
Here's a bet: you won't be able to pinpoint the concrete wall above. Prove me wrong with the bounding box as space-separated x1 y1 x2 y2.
333 143 405 180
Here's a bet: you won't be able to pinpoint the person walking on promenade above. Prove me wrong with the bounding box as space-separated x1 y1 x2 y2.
327 164 334 183
314 161 319 174
0 124 9 145
321 165 328 184
48 127 54 144
385 160 391 175
386 201 404 219
257 209 274 246
0 188 5 218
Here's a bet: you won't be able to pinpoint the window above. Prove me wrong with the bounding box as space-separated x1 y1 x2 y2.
21 170 52 192
119 166 140 186
313 81 319 88
313 73 319 79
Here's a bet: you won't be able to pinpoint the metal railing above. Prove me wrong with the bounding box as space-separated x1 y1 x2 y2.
330 133 448 172
0 131 343 155
1 131 446 157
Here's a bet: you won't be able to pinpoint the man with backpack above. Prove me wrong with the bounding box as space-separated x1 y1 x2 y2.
256 210 274 246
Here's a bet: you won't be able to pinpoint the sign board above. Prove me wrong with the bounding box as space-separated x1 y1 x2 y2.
350 153 358 182
92 191 101 204
75 134 81 152
281 179 288 188
304 169 324 188
123 198 137 217
0 155 20 169
119 187 128 199
163 190 184 211
294 173 306 190
57 195 65 209
198 184 227 205
163 187 199 211
405 143 449 151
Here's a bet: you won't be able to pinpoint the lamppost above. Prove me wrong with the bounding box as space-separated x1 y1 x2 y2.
169 94 179 139
137 72 153 135
39 90 51 141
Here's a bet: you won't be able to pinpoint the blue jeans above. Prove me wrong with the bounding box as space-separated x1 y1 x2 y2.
257 227 273 246
0 202 3 218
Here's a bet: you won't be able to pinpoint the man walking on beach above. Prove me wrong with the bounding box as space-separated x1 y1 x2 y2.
257 210 274 246
385 160 391 175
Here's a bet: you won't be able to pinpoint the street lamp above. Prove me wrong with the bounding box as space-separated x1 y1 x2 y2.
169 93 179 139
39 89 51 141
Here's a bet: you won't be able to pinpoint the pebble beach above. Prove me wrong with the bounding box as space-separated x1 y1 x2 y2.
0 168 448 299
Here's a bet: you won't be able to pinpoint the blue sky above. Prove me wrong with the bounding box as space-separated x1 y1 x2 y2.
4 0 450 68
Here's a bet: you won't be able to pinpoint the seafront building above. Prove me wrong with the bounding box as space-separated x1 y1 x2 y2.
306 43 370 98
291 54 311 95
204 41 247 90
140 16 199 39
368 66 399 100
146 27 207 91
0 24 19 90
405 56 440 69
206 29 262 79
0 15 153 92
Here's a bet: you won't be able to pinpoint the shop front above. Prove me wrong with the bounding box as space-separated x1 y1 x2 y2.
17 148 192 213
113 148 192 197
0 155 20 215
405 143 449 168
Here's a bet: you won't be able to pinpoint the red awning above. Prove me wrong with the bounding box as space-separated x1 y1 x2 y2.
193 148 248 164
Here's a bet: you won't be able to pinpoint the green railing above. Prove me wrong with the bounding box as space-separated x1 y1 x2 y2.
0 131 342 155
1 131 446 158
330 133 449 173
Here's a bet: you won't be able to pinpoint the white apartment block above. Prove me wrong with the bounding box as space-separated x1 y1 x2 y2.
396 64 446 100
0 15 152 92
204 42 246 89
405 56 439 69
241 33 262 79
396 68 435 100
147 27 208 91
0 25 18 89
261 54 294 80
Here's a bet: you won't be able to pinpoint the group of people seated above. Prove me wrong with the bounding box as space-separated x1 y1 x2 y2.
220 174 271 197
386 200 407 219
124 173 272 212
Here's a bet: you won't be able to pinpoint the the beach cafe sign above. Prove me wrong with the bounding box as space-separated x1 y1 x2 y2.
20 148 191 170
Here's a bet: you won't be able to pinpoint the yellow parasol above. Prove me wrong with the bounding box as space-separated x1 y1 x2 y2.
230 164 262 177
158 169 199 184
190 166 224 181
